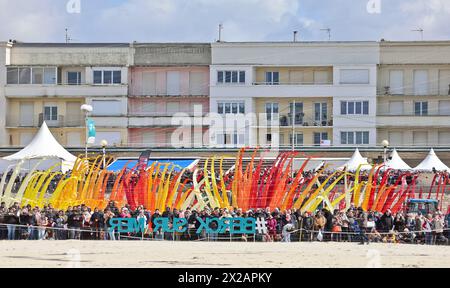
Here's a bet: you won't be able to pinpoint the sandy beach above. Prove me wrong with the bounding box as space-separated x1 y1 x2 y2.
0 241 449 268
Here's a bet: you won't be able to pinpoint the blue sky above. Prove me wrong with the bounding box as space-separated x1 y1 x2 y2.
1 0 449 43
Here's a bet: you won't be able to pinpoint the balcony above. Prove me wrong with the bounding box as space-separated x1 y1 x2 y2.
377 115 450 128
128 107 209 128
4 84 128 98
211 83 375 98
256 114 333 128
6 114 83 128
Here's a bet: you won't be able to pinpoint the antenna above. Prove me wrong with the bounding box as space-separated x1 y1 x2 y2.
65 28 73 43
411 28 424 40
320 28 331 41
293 31 298 42
218 23 223 42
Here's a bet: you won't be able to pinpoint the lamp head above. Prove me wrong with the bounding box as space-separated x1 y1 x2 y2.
381 140 389 148
101 140 108 148
80 104 93 113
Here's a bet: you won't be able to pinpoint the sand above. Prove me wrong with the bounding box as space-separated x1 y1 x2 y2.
0 241 449 268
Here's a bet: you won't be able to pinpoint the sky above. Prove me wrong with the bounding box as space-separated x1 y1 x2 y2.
0 0 449 43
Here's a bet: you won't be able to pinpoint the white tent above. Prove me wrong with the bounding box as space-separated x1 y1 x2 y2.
3 122 76 172
414 149 449 172
385 149 411 170
338 149 372 171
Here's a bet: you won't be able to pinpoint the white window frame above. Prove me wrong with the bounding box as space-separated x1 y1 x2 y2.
340 101 369 115
217 70 245 84
7 66 57 85
217 101 245 114
341 131 369 145
93 69 122 85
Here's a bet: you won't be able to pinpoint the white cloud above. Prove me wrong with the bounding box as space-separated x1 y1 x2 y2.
0 0 449 42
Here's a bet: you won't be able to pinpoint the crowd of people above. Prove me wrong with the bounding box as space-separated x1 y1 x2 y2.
0 200 448 245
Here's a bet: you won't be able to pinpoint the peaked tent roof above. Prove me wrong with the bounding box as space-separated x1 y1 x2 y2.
385 149 411 170
339 149 371 171
414 149 449 172
3 122 76 162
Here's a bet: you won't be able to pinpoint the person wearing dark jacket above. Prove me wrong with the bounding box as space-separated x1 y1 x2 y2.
380 210 394 232
4 208 19 240
322 208 334 241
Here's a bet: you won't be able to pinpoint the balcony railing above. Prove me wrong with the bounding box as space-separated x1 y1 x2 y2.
6 114 83 128
129 111 208 117
252 81 333 86
278 115 333 127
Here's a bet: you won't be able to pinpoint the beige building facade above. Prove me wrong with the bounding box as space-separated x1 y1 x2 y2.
377 41 450 147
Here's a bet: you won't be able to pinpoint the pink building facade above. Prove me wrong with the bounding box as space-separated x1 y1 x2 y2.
128 44 211 148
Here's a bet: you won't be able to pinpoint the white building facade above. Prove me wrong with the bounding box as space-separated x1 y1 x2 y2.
209 42 379 148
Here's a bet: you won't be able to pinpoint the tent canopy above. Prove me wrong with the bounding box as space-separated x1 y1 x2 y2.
3 122 76 163
339 149 371 171
414 149 449 172
385 149 411 170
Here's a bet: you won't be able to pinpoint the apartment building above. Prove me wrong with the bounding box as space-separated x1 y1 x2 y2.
0 42 10 146
377 41 450 147
2 43 130 147
209 42 379 148
128 43 210 148
1 40 449 150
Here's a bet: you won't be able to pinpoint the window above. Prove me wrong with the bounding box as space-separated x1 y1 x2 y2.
289 102 303 125
414 102 428 116
340 69 370 84
7 67 56 84
218 102 245 114
44 105 58 121
103 71 112 84
414 70 428 95
19 68 31 84
43 68 56 84
93 70 121 84
314 103 328 124
389 70 404 95
265 71 279 85
217 70 245 84
32 68 44 84
7 68 19 84
314 132 328 145
265 103 279 121
67 72 82 85
216 133 244 146
91 100 122 116
289 133 304 146
94 71 102 84
341 131 369 145
340 101 369 115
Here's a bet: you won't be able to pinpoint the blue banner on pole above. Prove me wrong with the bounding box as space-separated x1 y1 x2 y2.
86 118 96 144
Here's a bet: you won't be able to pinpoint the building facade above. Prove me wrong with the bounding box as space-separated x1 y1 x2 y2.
2 43 130 148
0 40 449 150
128 43 210 148
377 41 450 147
209 42 379 148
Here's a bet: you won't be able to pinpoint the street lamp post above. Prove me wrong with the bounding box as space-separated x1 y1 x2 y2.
101 140 108 168
381 139 390 164
81 104 93 159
